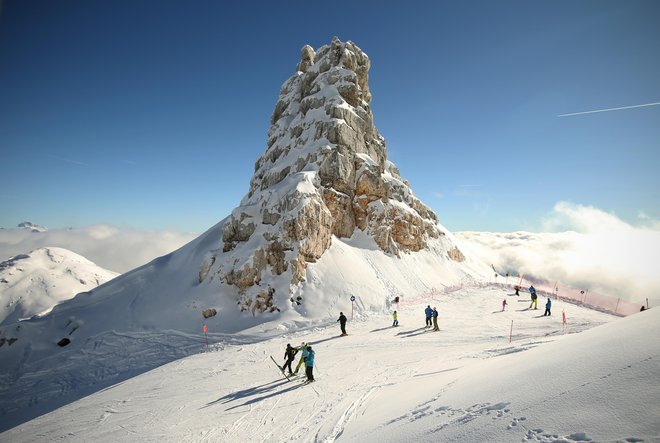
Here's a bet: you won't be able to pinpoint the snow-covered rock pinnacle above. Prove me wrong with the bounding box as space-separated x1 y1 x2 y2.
201 38 474 312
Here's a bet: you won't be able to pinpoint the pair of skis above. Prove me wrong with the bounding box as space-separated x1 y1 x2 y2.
270 356 314 383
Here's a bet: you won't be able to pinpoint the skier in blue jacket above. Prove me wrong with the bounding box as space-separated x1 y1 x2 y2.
293 342 309 375
305 345 315 382
544 298 552 316
424 305 433 327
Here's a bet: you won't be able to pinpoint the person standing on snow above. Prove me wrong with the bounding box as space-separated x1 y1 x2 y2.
514 285 520 296
425 305 433 328
432 307 439 331
281 343 298 376
529 286 538 310
293 342 309 375
337 312 347 336
392 310 399 327
544 298 552 316
305 345 315 382
502 299 507 311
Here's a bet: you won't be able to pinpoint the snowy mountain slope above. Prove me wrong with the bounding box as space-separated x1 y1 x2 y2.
0 247 119 325
0 38 491 431
3 288 655 442
0 226 486 432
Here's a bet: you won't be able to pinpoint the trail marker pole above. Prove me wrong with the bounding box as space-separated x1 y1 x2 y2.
203 324 209 352
562 310 567 333
350 295 356 320
614 298 620 314
509 320 513 343
647 298 649 309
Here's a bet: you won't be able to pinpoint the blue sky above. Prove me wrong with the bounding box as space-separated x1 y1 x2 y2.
1 0 659 233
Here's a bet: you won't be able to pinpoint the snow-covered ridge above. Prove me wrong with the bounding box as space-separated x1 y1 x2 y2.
0 247 119 325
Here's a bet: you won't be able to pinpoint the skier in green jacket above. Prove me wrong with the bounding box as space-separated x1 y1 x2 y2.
293 342 309 375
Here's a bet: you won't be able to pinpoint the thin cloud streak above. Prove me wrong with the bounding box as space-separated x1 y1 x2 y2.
48 155 90 167
558 102 660 117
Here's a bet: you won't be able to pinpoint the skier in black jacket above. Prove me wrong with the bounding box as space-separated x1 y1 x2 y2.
282 344 298 376
337 312 347 335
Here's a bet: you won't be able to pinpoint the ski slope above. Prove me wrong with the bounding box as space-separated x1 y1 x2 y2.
3 287 657 442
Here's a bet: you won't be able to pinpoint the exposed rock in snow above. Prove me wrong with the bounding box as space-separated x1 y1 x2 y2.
203 38 477 310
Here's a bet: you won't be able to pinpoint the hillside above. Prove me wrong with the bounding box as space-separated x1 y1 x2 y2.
3 287 657 442
0 247 119 325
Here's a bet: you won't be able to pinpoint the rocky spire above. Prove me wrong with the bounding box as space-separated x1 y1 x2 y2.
200 38 463 314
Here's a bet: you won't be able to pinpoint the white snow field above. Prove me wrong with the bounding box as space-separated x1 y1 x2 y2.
2 285 657 442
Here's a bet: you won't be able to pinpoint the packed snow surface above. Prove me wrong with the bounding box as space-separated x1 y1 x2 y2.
2 286 657 442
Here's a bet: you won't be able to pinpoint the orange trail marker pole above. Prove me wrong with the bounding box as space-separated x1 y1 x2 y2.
203 324 209 352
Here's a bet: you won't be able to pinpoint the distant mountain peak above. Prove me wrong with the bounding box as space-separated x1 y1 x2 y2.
0 247 118 325
17 221 47 233
200 38 470 312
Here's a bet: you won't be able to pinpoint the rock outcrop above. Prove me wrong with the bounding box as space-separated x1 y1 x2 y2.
200 37 465 312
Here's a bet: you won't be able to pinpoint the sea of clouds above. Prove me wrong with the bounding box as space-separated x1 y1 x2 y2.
0 224 197 273
457 202 660 306
2 202 658 307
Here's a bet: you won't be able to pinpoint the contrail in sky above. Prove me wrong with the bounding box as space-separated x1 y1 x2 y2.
558 101 660 117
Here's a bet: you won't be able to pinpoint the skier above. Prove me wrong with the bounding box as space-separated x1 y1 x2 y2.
305 345 315 382
514 285 520 296
432 307 439 331
529 286 538 310
544 298 552 316
392 310 398 327
502 299 507 311
293 342 309 375
337 312 347 336
281 343 298 376
424 305 433 328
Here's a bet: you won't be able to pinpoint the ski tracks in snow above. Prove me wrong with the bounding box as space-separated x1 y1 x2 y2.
321 386 378 443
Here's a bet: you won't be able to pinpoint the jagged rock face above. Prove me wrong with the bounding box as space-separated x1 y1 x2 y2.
201 37 460 310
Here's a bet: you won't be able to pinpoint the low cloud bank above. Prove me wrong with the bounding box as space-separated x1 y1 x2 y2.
457 202 660 306
0 225 198 273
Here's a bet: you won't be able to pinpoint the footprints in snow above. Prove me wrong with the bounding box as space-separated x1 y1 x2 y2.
387 400 512 429
388 401 648 443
